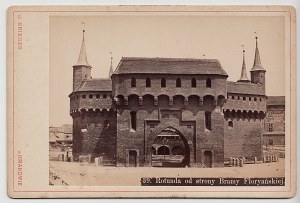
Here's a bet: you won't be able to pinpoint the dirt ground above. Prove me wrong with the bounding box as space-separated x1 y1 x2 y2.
49 158 285 186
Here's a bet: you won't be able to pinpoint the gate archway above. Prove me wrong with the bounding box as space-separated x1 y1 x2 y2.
151 127 190 167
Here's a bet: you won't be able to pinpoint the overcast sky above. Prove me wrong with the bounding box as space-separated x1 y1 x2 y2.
50 15 285 126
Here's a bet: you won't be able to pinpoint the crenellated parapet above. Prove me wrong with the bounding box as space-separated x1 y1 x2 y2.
69 78 115 116
70 108 116 117
113 93 226 109
223 109 266 120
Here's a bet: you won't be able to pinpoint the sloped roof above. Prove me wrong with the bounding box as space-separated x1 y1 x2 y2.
75 78 112 92
61 124 72 134
267 96 285 106
114 57 228 76
227 81 265 95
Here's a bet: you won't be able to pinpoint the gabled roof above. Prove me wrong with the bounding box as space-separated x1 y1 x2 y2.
267 96 285 106
227 81 265 96
113 57 228 76
75 78 112 92
61 124 72 134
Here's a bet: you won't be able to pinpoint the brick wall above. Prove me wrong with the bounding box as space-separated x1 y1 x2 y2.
73 66 91 91
113 74 227 98
224 117 263 160
72 110 117 162
70 91 113 111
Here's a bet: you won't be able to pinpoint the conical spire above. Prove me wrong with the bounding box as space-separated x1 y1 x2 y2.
238 48 250 82
109 56 114 77
75 30 91 66
251 37 265 71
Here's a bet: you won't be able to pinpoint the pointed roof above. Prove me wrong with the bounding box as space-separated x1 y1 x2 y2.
237 49 250 83
74 30 91 67
109 56 114 78
251 37 265 72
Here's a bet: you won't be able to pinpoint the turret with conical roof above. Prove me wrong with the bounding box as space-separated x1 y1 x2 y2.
250 36 266 93
237 49 250 83
73 30 92 91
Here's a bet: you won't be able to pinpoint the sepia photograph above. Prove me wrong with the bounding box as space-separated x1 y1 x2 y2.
6 5 296 198
49 14 285 186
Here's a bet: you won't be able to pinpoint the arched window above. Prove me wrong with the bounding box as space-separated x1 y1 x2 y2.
146 77 151 87
206 78 211 88
161 77 166 87
176 78 181 87
131 77 136 87
228 121 233 128
191 78 196 87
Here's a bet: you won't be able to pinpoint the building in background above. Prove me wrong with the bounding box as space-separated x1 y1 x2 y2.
49 124 73 150
69 30 267 167
263 96 285 146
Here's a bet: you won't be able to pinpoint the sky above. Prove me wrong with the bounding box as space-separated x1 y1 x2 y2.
50 15 285 126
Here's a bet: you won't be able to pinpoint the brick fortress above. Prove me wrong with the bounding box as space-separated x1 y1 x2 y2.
69 30 267 167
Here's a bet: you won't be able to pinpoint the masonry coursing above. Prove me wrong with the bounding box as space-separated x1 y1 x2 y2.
69 32 267 167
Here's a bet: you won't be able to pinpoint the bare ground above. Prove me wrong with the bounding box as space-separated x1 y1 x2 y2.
49 158 285 186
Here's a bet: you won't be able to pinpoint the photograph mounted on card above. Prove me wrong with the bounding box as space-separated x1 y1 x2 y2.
6 5 296 198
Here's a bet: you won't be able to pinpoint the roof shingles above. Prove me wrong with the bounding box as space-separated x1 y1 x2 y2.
227 81 264 96
114 57 228 76
75 79 112 92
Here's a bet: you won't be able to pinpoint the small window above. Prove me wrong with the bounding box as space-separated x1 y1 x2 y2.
243 97 246 101
130 111 137 130
269 139 273 145
96 94 100 99
254 97 257 101
146 77 151 87
85 74 87 78
228 121 233 128
249 97 251 101
161 77 166 87
82 95 86 99
191 78 196 87
176 78 181 87
104 120 109 128
231 95 234 100
89 94 93 99
268 123 273 132
206 78 211 88
76 95 79 100
103 94 107 99
162 114 169 118
205 111 211 131
260 98 262 101
131 77 136 87
238 96 240 100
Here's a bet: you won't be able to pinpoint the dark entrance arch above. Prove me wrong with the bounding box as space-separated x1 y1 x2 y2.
151 127 190 167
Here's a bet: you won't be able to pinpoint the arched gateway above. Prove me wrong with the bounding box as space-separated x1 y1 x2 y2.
151 127 190 167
